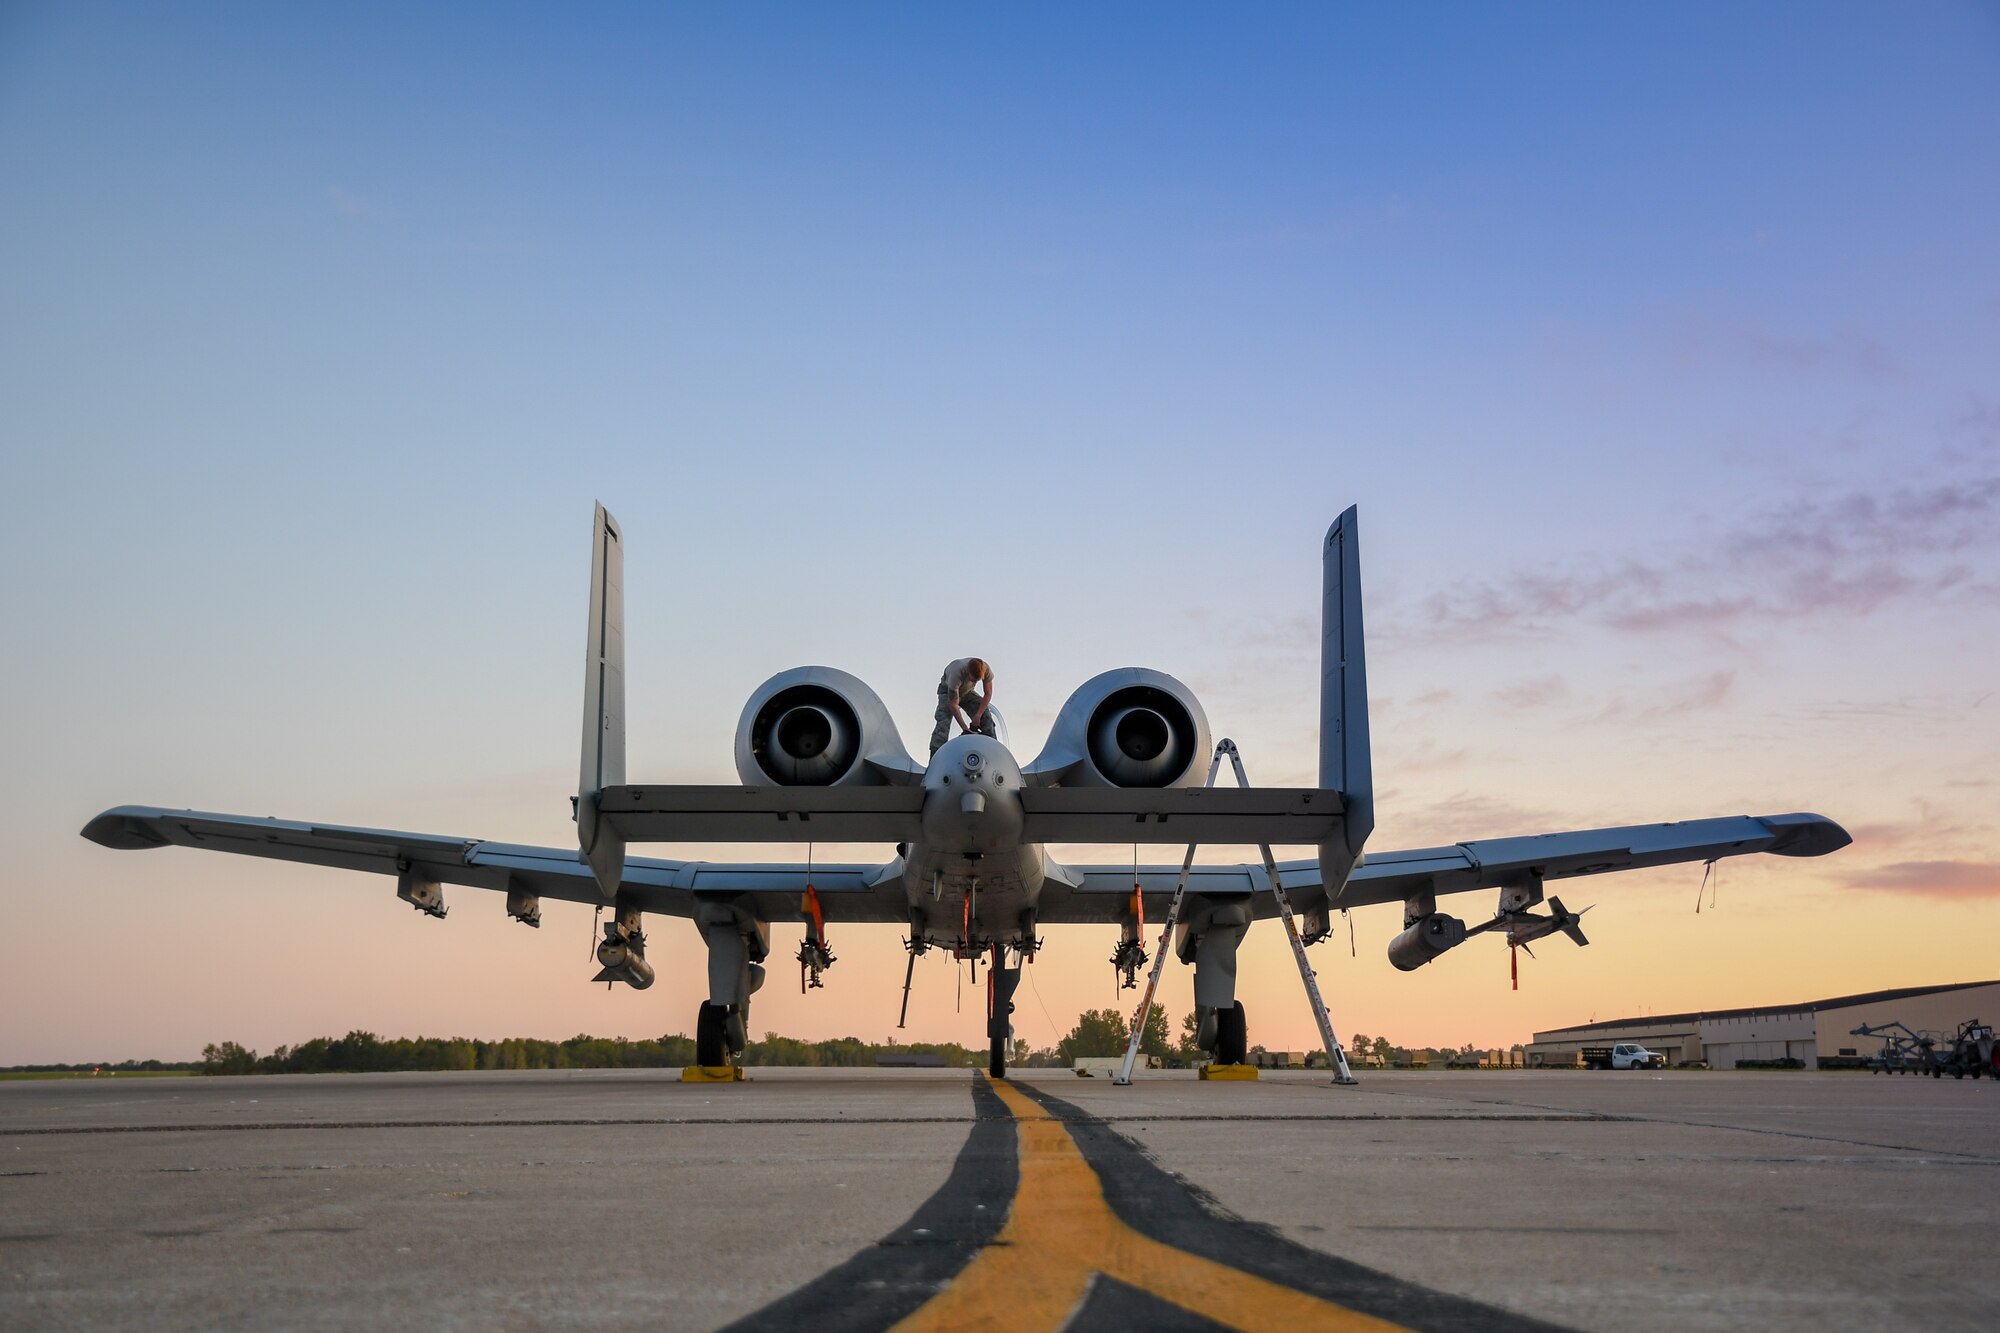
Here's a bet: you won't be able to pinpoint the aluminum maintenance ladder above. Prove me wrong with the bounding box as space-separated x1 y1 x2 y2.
1113 739 1358 1086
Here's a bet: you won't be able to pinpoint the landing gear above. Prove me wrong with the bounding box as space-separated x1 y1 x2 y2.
692 899 769 1071
986 945 1021 1080
696 1003 729 1068
1216 1001 1248 1066
1182 908 1250 1063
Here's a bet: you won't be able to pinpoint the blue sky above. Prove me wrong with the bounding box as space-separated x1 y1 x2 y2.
2 4 1996 1061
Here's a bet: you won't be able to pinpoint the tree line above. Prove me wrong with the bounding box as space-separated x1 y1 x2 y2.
170 1016 1515 1076
196 1031 980 1075
1015 1012 1522 1069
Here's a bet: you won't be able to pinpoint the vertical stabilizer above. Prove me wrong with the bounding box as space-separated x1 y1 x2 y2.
1321 506 1373 898
578 503 626 899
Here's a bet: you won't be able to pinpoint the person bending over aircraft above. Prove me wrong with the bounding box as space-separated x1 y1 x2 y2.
931 657 996 756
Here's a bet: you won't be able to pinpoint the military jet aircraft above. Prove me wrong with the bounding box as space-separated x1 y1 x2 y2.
83 505 1850 1076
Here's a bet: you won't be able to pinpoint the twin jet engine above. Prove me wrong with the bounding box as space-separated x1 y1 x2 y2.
734 665 1213 791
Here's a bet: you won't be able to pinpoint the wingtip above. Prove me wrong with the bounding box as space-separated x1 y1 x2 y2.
81 807 168 850
1324 504 1358 546
1760 812 1852 857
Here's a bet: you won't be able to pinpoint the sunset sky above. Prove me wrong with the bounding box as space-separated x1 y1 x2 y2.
3 3 1996 1064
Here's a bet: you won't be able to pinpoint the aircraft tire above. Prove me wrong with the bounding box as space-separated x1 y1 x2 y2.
1217 1002 1247 1066
696 1003 728 1068
989 1035 1006 1080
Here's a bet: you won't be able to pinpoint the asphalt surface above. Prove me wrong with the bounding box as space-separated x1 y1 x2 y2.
1 1069 1993 1331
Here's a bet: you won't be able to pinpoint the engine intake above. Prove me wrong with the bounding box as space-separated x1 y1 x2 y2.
736 667 920 787
1026 668 1212 789
1088 689 1196 788
753 690 860 784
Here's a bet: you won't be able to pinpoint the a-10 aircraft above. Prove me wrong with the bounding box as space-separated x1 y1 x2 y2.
83 505 1850 1077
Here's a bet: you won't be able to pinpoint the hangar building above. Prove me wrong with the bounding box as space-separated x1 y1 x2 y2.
1525 979 2000 1069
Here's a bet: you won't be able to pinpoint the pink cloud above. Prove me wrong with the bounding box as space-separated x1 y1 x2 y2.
1843 860 2000 899
1403 477 2000 644
1490 675 1569 709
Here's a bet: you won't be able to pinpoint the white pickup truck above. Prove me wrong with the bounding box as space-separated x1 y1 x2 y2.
1582 1043 1661 1070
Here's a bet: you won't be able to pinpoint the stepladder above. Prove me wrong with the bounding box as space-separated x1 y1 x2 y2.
1114 739 1358 1085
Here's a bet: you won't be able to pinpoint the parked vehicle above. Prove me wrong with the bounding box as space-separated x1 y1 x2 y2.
1934 1020 1995 1080
1582 1043 1660 1070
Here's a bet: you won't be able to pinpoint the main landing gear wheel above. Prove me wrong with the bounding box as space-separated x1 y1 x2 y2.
696 1003 729 1068
990 1035 1007 1080
1216 1001 1247 1066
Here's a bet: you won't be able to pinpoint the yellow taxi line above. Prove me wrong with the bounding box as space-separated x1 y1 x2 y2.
889 1075 1410 1333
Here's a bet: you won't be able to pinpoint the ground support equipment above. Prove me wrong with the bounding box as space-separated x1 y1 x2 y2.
1219 740 1358 1087
1198 1063 1260 1081
1852 1021 1933 1075
682 1065 746 1083
1112 746 1226 1086
1112 739 1359 1087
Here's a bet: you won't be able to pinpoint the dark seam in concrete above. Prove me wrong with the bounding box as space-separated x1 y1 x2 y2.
0 1112 1605 1138
1450 1092 2000 1161
1015 1081 1574 1333
0 1115 1009 1137
1355 1226 1674 1235
716 1074 1017 1332
1056 1104 1616 1112
1593 1113 1997 1160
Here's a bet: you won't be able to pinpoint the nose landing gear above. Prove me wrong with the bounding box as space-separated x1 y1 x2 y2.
987 945 1021 1079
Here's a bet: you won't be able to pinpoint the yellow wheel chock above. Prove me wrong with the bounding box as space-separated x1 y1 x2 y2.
681 1065 745 1083
1198 1063 1260 1081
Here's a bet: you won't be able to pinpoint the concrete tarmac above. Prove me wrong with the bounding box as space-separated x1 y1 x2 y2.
1 1069 1993 1331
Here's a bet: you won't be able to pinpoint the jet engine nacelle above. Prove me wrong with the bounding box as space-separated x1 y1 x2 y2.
1387 913 1468 971
1025 668 1213 789
736 666 922 787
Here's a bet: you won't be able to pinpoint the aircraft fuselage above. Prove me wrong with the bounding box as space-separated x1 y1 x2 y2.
902 733 1045 954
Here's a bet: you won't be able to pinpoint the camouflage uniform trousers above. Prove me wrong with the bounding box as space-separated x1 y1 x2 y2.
931 677 996 756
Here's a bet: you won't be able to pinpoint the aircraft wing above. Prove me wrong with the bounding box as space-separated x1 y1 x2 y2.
80 806 912 923
1039 812 1850 923
596 785 1343 846
1017 787 1344 844
1324 812 1848 908
596 785 925 843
